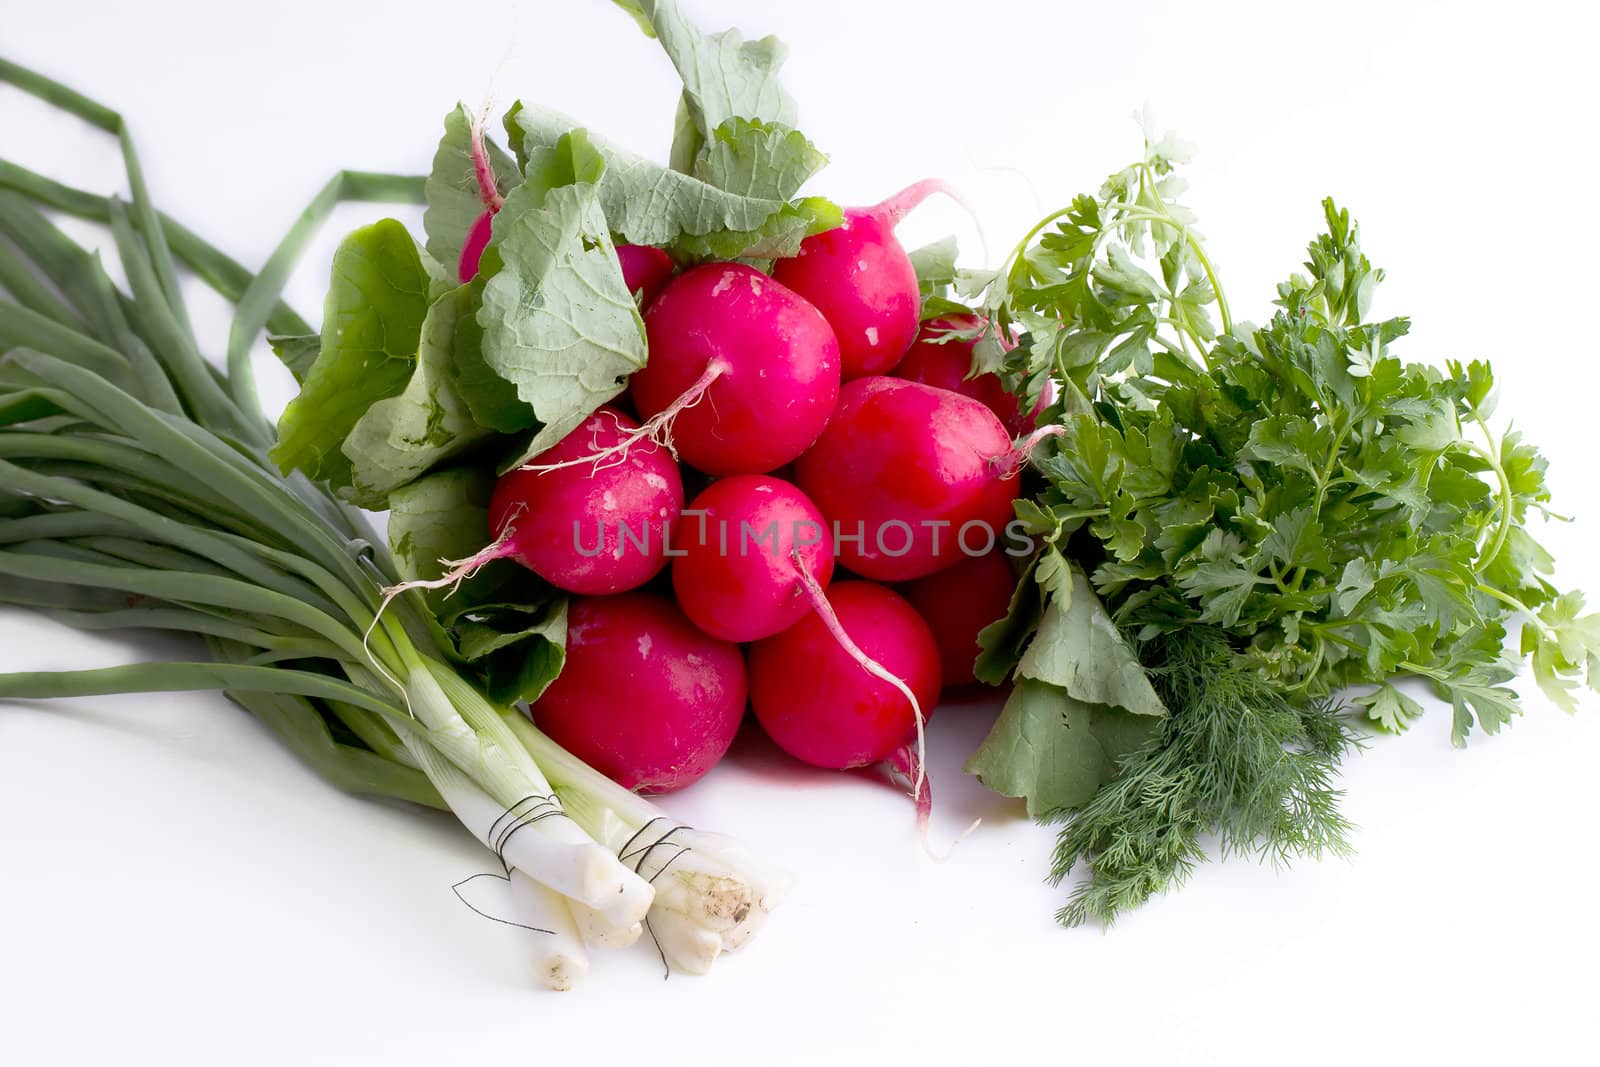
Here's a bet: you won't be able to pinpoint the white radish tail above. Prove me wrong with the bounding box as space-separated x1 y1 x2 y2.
519 359 729 475
471 97 504 212
789 550 930 806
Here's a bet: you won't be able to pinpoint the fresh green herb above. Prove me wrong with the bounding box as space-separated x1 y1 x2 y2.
1050 627 1356 926
968 129 1600 922
967 564 1167 815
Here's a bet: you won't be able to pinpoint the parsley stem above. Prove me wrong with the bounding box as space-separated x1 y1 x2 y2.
1286 417 1358 594
1397 660 1447 682
1289 634 1326 693
995 205 1079 285
1468 413 1516 575
1104 209 1233 336
1475 583 1555 641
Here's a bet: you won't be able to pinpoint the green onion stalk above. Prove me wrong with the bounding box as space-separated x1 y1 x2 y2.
0 58 783 988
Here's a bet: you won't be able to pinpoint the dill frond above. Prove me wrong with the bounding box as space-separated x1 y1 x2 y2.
1049 628 1358 926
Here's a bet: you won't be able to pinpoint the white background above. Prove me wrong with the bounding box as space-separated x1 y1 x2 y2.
2 0 1597 1063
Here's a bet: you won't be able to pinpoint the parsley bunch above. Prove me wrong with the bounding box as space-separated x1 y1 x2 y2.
957 131 1600 921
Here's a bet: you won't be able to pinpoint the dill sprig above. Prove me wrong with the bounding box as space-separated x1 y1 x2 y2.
1048 627 1357 926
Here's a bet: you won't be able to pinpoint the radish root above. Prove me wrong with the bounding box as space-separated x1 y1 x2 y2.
379 519 521 606
520 359 729 475
886 744 981 862
790 551 929 806
471 96 504 213
991 423 1067 478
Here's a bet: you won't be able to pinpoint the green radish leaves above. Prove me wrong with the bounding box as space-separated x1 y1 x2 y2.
668 195 840 261
509 1 833 262
271 219 432 493
266 333 320 382
696 117 826 202
387 467 567 705
509 104 835 261
478 130 647 468
422 105 521 275
274 130 653 500
609 0 799 174
966 563 1167 817
342 284 492 506
387 466 503 607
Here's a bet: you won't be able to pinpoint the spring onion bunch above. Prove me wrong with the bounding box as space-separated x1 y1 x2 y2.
0 58 785 989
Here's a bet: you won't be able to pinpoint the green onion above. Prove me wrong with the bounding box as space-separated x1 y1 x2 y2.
0 57 780 987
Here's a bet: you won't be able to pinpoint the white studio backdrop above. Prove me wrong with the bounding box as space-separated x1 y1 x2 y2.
1 1 1596 1064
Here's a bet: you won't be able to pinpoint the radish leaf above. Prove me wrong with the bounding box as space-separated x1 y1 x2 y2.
271 219 432 493
341 284 491 507
695 118 825 201
508 104 836 259
966 679 1161 817
967 563 1166 816
423 105 519 275
611 0 798 166
477 130 647 468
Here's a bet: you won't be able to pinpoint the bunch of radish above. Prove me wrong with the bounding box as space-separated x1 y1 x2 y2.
426 143 1037 828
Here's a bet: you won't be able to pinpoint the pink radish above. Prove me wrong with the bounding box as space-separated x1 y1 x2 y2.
772 179 959 380
749 580 941 814
487 407 682 594
625 263 841 476
615 244 675 307
904 551 1018 687
672 476 943 812
457 109 505 283
793 377 1020 582
894 314 1047 437
383 406 681 601
531 593 746 793
671 475 834 643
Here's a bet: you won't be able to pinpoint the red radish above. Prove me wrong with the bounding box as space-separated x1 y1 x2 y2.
615 244 675 307
383 406 681 601
489 407 682 594
672 475 834 643
894 314 1046 437
457 109 506 283
531 593 746 793
904 551 1018 687
749 580 941 812
794 377 1020 583
772 179 961 380
627 264 841 475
